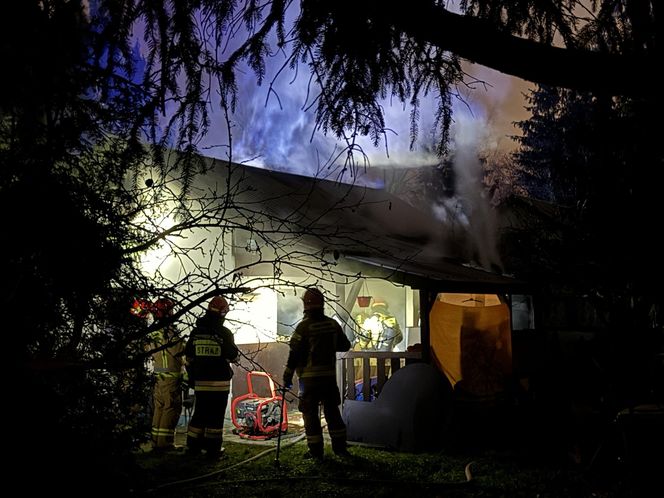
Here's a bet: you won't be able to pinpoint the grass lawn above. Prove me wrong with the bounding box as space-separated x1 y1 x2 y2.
132 435 632 498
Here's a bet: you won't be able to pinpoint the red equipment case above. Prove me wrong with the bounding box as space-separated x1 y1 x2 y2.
231 371 288 440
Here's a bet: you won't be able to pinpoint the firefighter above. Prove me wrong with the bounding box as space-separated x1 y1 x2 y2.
362 298 403 351
282 287 352 460
352 310 373 350
148 297 185 451
184 295 238 458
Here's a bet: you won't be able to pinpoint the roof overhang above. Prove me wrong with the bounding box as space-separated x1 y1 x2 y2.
201 157 526 293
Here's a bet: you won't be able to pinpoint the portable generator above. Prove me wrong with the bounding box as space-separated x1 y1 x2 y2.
231 371 288 440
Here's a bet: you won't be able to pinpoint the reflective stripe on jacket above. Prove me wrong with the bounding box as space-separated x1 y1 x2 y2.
185 312 238 383
149 328 184 379
194 380 231 392
286 311 351 380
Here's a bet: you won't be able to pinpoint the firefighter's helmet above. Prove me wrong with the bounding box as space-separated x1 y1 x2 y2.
303 287 324 311
153 297 175 319
371 297 388 310
208 295 229 316
130 298 152 318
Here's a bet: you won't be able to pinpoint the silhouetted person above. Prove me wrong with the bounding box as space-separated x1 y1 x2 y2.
184 296 238 458
283 287 351 459
148 297 185 451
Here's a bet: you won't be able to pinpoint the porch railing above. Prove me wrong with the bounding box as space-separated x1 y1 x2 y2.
337 351 422 402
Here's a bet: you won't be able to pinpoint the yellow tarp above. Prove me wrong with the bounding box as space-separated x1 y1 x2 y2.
430 296 512 397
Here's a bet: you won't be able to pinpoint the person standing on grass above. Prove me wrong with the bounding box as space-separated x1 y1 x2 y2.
283 287 351 460
184 295 238 458
148 297 185 451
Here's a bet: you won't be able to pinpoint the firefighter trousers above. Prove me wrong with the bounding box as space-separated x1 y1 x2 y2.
151 377 183 448
187 389 229 454
299 379 347 457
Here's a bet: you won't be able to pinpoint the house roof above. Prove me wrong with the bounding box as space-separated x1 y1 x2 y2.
205 158 523 292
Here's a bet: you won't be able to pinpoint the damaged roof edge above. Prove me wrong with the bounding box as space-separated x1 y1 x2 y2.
192 155 530 294
344 254 529 294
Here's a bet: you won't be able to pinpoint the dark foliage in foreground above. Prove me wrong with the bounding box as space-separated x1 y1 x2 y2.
505 85 664 412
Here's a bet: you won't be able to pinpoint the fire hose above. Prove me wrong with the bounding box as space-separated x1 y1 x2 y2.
146 429 307 492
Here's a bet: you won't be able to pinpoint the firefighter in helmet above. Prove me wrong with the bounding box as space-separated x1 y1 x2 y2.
362 298 403 351
282 287 352 459
184 295 239 458
147 297 185 451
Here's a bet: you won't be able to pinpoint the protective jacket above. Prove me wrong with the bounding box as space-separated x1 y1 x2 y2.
151 327 185 380
185 313 237 383
365 310 403 351
285 312 351 382
184 312 238 454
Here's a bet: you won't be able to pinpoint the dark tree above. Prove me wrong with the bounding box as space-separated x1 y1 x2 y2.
49 1 659 160
512 86 661 297
506 84 664 420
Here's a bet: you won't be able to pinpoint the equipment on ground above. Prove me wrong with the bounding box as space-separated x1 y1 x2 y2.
231 371 288 440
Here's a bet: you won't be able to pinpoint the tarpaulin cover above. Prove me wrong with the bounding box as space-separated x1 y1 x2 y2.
343 363 453 452
430 298 512 397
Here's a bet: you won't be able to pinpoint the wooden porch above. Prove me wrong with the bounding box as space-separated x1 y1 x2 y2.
337 350 423 402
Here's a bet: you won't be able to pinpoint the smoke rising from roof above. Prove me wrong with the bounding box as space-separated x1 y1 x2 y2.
202 58 508 271
138 11 525 272
444 107 502 270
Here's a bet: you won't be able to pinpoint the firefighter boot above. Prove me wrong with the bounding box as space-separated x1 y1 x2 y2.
303 436 324 460
205 446 226 460
303 450 324 462
332 440 351 457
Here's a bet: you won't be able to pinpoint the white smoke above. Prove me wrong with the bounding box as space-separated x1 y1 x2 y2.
226 68 448 174
134 9 521 271
228 67 338 175
449 106 502 270
202 58 507 270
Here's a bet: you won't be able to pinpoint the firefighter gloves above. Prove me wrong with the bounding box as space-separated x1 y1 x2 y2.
282 368 294 389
